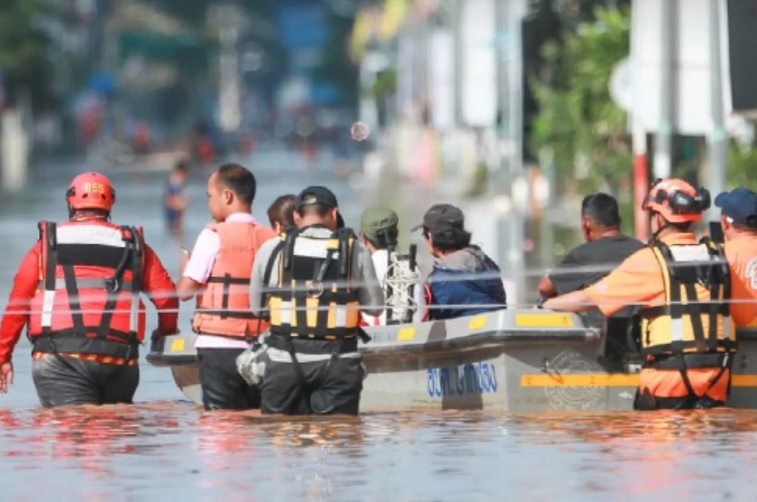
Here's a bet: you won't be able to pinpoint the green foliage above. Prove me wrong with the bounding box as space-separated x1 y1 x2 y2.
0 0 56 109
369 69 397 101
727 142 757 189
529 7 631 195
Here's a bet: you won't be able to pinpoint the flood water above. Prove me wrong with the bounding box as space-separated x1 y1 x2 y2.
2 151 757 501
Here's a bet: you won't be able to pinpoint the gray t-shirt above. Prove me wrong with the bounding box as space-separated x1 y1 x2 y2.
249 226 384 318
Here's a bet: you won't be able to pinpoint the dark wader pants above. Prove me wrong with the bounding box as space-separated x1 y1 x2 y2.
197 347 261 411
32 354 139 408
260 338 363 415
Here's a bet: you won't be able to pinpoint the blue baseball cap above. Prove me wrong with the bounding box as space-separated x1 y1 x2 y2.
714 187 757 224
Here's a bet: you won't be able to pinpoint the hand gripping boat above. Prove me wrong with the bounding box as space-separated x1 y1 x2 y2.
146 309 757 411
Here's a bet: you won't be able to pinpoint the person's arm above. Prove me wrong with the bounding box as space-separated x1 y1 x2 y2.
176 228 219 301
412 266 427 322
726 245 757 326
249 239 278 317
538 275 557 299
546 249 659 317
425 275 455 320
543 246 587 296
141 244 179 335
353 241 384 317
542 289 593 312
730 274 756 327
0 243 40 365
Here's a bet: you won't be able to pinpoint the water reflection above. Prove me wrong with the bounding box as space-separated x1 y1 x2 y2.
257 415 365 448
0 402 756 498
496 409 757 498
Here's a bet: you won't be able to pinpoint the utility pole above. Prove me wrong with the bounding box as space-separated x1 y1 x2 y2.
508 0 527 306
217 4 242 133
654 0 675 180
708 0 727 216
453 0 463 127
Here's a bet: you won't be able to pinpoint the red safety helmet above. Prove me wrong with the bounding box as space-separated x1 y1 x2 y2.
66 172 116 212
641 178 710 223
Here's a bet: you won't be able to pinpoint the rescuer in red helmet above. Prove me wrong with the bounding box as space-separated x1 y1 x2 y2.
0 172 179 407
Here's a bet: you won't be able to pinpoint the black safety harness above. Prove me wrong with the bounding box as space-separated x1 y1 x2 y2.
33 221 142 362
639 238 735 399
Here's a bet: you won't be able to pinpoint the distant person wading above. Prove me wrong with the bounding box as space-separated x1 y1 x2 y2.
164 158 189 238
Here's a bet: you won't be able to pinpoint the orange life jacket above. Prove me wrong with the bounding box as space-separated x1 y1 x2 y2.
28 220 146 360
192 220 274 338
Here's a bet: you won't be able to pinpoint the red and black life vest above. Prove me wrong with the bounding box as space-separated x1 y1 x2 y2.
28 220 146 360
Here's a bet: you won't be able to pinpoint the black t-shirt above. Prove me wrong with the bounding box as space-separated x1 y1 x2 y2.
549 234 645 295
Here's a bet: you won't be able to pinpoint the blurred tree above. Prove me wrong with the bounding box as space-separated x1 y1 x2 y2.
0 0 57 110
529 6 632 220
727 141 757 188
522 0 631 162
140 0 211 25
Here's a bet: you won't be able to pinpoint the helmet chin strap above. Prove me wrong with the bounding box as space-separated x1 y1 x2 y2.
648 213 672 244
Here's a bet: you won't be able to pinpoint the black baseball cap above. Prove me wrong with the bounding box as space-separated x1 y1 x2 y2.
413 203 465 232
295 186 338 210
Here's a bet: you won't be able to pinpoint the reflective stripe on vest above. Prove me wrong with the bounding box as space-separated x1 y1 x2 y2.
40 222 136 330
55 224 129 247
639 240 735 357
267 228 360 340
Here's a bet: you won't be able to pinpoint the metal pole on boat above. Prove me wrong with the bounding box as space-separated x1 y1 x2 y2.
654 0 675 180
509 0 527 306
707 0 727 219
492 0 527 306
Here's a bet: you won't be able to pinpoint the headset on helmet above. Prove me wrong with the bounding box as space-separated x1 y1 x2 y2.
66 172 116 212
642 178 710 223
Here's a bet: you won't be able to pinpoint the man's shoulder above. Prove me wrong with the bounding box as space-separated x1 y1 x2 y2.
607 233 645 248
572 234 644 259
257 235 283 255
725 235 757 255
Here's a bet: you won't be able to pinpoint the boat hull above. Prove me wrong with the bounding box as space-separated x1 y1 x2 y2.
146 309 757 411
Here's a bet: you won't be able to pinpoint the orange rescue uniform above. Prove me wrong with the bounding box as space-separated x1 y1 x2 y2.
724 234 757 309
585 233 756 403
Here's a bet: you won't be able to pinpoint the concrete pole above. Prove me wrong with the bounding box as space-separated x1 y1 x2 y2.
453 0 463 127
707 0 727 215
507 0 527 306
1 109 29 191
218 25 241 132
495 0 507 135
654 0 675 180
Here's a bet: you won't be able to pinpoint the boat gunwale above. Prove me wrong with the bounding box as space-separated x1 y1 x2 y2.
146 329 600 366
